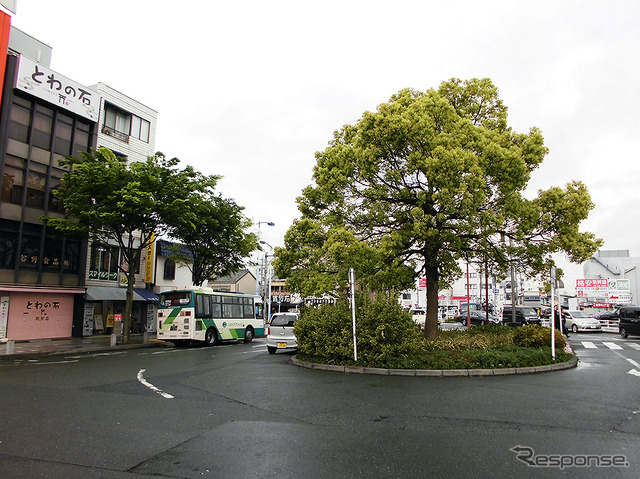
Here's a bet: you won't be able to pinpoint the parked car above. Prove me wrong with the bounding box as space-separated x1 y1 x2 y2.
267 312 299 354
597 309 621 332
454 310 501 326
618 306 640 339
502 306 542 327
563 310 602 333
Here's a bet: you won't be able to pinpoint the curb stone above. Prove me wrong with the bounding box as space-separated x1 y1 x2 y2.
290 354 578 377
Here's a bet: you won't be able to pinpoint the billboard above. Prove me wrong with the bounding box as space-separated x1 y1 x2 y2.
16 55 100 121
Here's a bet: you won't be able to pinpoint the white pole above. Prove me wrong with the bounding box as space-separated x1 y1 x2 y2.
349 268 357 362
550 266 556 359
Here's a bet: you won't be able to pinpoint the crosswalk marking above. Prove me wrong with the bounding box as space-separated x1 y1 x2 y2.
576 341 640 351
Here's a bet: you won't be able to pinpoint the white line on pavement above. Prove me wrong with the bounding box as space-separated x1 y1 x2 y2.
581 342 597 349
137 369 174 399
603 342 623 350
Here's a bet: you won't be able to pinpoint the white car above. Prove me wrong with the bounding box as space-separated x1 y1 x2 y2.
267 312 299 354
564 310 602 333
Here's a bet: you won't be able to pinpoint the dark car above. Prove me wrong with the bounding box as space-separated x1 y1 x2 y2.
455 310 501 326
618 307 640 339
502 306 541 327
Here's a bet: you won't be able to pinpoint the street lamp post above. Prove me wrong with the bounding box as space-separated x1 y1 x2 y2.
260 240 274 321
255 222 274 296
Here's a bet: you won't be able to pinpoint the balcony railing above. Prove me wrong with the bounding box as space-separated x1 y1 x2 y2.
101 125 130 143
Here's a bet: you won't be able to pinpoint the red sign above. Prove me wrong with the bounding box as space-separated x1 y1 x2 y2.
418 278 427 288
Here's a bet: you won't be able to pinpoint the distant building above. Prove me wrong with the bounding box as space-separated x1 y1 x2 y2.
582 250 639 308
209 270 257 295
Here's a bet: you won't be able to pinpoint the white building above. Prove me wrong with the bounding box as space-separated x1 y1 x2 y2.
582 250 639 308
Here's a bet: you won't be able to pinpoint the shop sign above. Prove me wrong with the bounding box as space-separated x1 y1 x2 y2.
16 56 100 121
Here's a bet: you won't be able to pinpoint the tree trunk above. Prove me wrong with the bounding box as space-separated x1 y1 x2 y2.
123 272 135 344
424 264 439 339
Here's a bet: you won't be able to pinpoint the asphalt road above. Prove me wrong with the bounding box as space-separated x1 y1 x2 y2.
0 333 639 478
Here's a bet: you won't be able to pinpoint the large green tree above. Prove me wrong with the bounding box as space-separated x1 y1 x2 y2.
168 193 258 286
43 148 213 343
276 78 602 338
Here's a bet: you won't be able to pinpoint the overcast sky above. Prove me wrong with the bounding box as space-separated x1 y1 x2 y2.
11 0 640 288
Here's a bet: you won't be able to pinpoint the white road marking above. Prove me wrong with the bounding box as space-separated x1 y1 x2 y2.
626 357 640 369
137 369 174 399
603 342 623 350
581 342 597 349
627 343 640 351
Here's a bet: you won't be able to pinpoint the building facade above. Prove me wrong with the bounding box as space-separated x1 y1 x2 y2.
0 46 99 340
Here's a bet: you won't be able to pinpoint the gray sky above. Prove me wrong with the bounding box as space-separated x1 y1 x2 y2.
12 0 640 288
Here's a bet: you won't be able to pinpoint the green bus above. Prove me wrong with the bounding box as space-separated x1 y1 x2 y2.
157 289 264 347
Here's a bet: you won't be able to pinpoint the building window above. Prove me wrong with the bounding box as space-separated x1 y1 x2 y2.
0 221 18 269
53 113 73 155
89 244 120 281
131 115 150 143
164 259 176 280
19 223 43 269
32 104 53 149
73 120 91 156
8 96 31 143
103 104 131 142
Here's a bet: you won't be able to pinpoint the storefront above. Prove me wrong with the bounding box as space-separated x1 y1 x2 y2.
0 287 84 341
84 286 158 335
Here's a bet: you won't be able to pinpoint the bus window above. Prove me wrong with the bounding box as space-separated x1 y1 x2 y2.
160 292 191 307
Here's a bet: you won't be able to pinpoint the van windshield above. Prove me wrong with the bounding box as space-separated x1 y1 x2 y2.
520 308 537 316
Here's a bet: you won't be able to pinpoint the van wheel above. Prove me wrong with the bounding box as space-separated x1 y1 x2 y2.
620 328 629 339
244 327 254 343
205 327 219 346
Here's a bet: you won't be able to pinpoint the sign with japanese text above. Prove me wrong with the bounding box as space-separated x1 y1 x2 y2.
0 296 8 340
16 55 100 121
6 292 73 340
145 234 155 283
576 278 608 298
83 303 94 336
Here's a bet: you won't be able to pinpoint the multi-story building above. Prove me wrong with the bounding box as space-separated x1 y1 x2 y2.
82 83 159 336
0 30 99 340
0 24 161 340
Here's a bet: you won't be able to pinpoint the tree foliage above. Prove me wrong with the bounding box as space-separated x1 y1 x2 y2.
275 78 602 338
43 148 217 343
168 193 258 286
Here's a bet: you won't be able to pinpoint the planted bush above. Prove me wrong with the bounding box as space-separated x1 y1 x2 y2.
294 293 421 365
513 324 567 349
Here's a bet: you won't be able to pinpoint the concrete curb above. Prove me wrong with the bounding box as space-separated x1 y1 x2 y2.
290 354 579 377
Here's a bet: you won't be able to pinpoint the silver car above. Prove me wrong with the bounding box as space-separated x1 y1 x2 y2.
267 312 299 354
564 310 602 333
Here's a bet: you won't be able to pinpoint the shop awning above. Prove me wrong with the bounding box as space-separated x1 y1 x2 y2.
85 286 159 302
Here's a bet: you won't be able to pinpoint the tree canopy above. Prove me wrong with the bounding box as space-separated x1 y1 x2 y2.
275 78 602 338
43 148 220 343
168 193 258 286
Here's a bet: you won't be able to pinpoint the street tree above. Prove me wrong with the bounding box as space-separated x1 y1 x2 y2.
277 78 602 338
43 148 213 343
168 193 258 286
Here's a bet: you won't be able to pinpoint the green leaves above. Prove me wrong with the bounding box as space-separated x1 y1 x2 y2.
277 77 601 338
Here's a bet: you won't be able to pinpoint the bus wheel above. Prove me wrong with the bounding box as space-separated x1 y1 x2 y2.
244 327 255 343
204 327 219 346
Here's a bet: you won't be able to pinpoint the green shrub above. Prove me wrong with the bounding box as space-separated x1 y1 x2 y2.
294 293 422 365
513 324 566 349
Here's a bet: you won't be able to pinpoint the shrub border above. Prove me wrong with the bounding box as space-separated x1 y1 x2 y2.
290 354 578 377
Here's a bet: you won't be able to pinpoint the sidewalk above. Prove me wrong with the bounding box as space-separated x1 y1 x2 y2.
0 333 170 361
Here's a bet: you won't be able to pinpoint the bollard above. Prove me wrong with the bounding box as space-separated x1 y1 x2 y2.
143 331 149 344
110 333 117 347
5 339 14 354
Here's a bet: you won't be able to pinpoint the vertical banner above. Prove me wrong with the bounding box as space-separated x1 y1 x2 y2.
146 303 156 332
145 234 155 284
0 296 9 340
82 303 94 336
